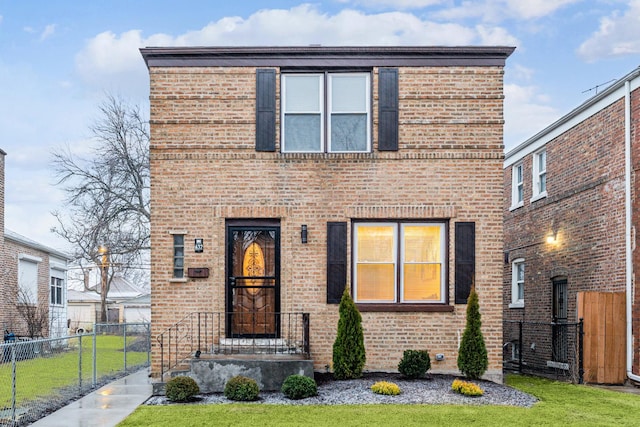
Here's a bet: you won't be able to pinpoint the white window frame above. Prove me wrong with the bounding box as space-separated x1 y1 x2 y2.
50 276 64 306
531 149 547 201
281 72 371 153
353 222 446 304
510 258 525 308
510 162 524 210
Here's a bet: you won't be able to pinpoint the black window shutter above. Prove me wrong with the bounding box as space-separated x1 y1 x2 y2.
378 68 399 151
455 222 475 304
256 69 276 152
327 222 347 304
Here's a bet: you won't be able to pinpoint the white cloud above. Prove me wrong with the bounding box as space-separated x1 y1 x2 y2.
504 0 581 20
40 24 56 41
75 4 519 94
336 0 446 9
503 83 560 150
435 0 581 22
577 0 640 62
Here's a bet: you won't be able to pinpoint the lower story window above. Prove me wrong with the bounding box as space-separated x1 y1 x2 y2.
50 277 64 305
353 222 446 304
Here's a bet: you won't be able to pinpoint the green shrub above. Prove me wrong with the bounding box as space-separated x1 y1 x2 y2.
457 289 488 380
281 375 318 400
371 381 401 396
398 350 431 379
165 376 200 402
451 378 484 396
332 288 366 380
224 375 260 401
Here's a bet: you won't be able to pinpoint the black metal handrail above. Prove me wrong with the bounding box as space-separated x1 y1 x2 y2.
156 312 310 379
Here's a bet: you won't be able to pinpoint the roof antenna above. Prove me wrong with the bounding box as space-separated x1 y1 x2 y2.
582 79 616 96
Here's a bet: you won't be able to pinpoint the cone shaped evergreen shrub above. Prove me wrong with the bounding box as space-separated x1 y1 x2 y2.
457 289 488 380
332 288 366 380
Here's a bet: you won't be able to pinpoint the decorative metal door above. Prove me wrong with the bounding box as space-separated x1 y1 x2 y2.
227 224 280 338
552 278 568 363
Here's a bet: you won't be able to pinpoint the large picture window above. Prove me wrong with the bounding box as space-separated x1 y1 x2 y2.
281 72 370 153
353 222 446 304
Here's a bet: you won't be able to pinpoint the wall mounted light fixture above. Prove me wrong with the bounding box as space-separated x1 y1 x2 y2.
546 229 558 244
301 225 308 244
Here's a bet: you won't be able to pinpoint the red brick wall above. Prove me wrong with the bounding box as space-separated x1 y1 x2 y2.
504 87 640 371
149 65 506 381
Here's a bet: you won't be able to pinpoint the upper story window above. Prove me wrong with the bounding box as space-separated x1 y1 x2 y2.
511 162 524 209
510 258 524 308
173 234 185 279
281 72 371 153
532 149 547 200
353 222 446 304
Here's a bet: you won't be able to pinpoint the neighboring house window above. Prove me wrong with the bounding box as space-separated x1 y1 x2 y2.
50 277 64 305
511 162 524 209
510 340 521 361
281 72 371 153
353 222 446 304
173 234 185 278
532 149 547 200
18 254 42 304
510 258 525 308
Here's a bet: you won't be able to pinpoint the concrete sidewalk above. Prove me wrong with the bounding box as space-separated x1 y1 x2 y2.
30 368 152 427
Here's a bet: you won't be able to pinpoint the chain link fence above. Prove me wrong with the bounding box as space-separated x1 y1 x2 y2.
0 323 150 427
503 320 584 383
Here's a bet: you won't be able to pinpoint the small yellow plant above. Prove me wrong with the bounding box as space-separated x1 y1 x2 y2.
371 381 401 396
451 379 484 397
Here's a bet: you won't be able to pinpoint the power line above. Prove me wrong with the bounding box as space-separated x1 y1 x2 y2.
582 79 616 95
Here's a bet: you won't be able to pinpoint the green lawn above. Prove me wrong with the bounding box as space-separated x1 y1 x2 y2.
119 375 640 427
0 335 147 406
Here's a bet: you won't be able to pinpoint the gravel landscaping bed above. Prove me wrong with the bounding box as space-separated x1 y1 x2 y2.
146 372 537 407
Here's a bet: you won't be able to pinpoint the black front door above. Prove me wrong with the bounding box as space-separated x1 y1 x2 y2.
552 278 568 363
226 222 280 338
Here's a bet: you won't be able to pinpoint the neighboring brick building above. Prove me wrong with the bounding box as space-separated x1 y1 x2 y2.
142 46 514 382
0 150 70 339
503 67 640 383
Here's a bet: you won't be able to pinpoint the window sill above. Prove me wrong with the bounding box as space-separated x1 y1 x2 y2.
169 278 188 283
356 304 454 313
509 202 523 211
509 302 524 309
530 192 547 203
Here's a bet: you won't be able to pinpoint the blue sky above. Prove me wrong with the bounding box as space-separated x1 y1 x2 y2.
1 0 639 250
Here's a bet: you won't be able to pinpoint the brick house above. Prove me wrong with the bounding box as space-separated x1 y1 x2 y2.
503 67 640 384
0 150 70 339
141 46 514 383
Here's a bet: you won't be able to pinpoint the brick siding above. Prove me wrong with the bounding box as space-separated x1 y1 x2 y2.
149 63 507 381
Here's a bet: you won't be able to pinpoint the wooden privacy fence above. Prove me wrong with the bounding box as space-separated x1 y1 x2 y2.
577 291 626 385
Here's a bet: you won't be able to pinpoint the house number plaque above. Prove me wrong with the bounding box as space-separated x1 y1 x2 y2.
194 238 204 253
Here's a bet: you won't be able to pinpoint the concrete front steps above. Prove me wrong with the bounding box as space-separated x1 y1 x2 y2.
153 340 313 395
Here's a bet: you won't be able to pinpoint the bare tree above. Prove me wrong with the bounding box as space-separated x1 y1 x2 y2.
16 288 49 338
51 95 150 322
